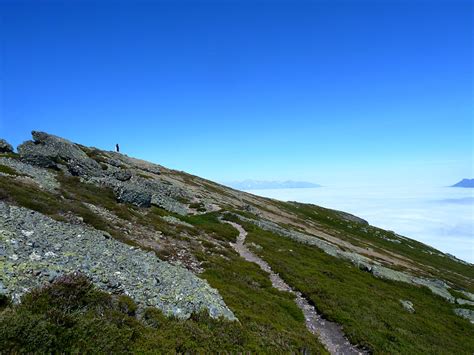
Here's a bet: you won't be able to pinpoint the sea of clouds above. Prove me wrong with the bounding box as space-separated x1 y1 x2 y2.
248 185 474 263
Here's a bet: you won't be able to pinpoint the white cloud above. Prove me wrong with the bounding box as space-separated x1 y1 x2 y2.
249 185 474 263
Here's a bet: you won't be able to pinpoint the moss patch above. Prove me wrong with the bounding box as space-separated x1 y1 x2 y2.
0 165 22 176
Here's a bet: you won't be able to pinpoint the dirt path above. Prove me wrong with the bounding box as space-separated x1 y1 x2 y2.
225 221 365 355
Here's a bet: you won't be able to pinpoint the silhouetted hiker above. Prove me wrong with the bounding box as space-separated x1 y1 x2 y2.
116 143 120 153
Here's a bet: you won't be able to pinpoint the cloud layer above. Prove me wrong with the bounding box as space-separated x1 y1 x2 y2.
249 185 474 263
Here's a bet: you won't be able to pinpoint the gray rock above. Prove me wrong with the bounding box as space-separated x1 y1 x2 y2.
400 300 415 313
0 139 13 153
13 132 194 215
456 298 474 306
0 281 7 295
113 170 132 181
0 157 60 192
454 308 474 323
0 201 236 320
460 290 474 302
114 184 152 207
336 210 369 225
151 193 188 215
17 131 102 175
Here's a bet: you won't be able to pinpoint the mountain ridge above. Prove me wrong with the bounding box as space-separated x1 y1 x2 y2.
225 180 321 190
0 131 473 353
452 178 474 188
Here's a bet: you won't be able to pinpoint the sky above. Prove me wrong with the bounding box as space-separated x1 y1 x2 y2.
0 0 472 186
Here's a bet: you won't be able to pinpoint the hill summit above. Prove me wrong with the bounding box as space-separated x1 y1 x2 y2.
0 131 473 353
452 178 474 188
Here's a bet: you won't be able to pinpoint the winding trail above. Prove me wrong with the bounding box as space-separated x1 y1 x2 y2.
225 221 365 355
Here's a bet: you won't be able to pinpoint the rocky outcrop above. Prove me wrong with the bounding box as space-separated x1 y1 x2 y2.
0 202 236 320
0 139 13 153
15 132 190 214
0 157 59 192
335 210 369 225
17 131 102 175
456 298 474 306
113 169 132 181
114 183 152 207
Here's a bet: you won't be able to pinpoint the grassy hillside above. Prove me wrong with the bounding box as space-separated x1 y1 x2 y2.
241 220 474 353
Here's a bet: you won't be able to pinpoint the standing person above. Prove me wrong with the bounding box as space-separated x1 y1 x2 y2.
116 143 120 153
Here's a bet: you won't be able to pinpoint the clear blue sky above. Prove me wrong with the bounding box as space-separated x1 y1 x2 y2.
1 0 472 186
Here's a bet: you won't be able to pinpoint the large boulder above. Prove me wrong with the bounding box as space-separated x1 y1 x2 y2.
114 183 152 207
113 170 132 181
0 139 13 153
17 131 102 176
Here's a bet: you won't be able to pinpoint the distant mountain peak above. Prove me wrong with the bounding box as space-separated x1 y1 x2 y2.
451 178 474 188
225 180 321 190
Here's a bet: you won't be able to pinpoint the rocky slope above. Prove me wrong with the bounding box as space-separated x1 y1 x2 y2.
0 131 473 353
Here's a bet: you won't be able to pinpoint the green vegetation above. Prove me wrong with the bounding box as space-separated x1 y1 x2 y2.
80 146 109 165
0 164 22 176
138 173 153 179
180 212 238 242
0 272 326 353
278 201 474 291
200 254 326 352
189 201 207 212
241 221 474 354
0 274 242 352
0 152 20 159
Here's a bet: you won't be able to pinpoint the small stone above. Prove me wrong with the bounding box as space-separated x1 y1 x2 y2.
44 251 57 258
400 300 415 313
9 254 19 261
48 271 59 282
21 230 34 237
29 252 42 261
113 170 132 181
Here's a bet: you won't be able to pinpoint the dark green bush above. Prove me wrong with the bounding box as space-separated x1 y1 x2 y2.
0 273 326 353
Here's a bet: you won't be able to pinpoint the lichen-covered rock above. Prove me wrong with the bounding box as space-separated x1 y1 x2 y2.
460 290 474 302
0 157 59 192
114 183 152 207
151 193 189 215
0 201 236 321
17 131 102 175
113 170 132 181
0 139 13 153
14 131 192 215
456 298 474 306
454 308 474 323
